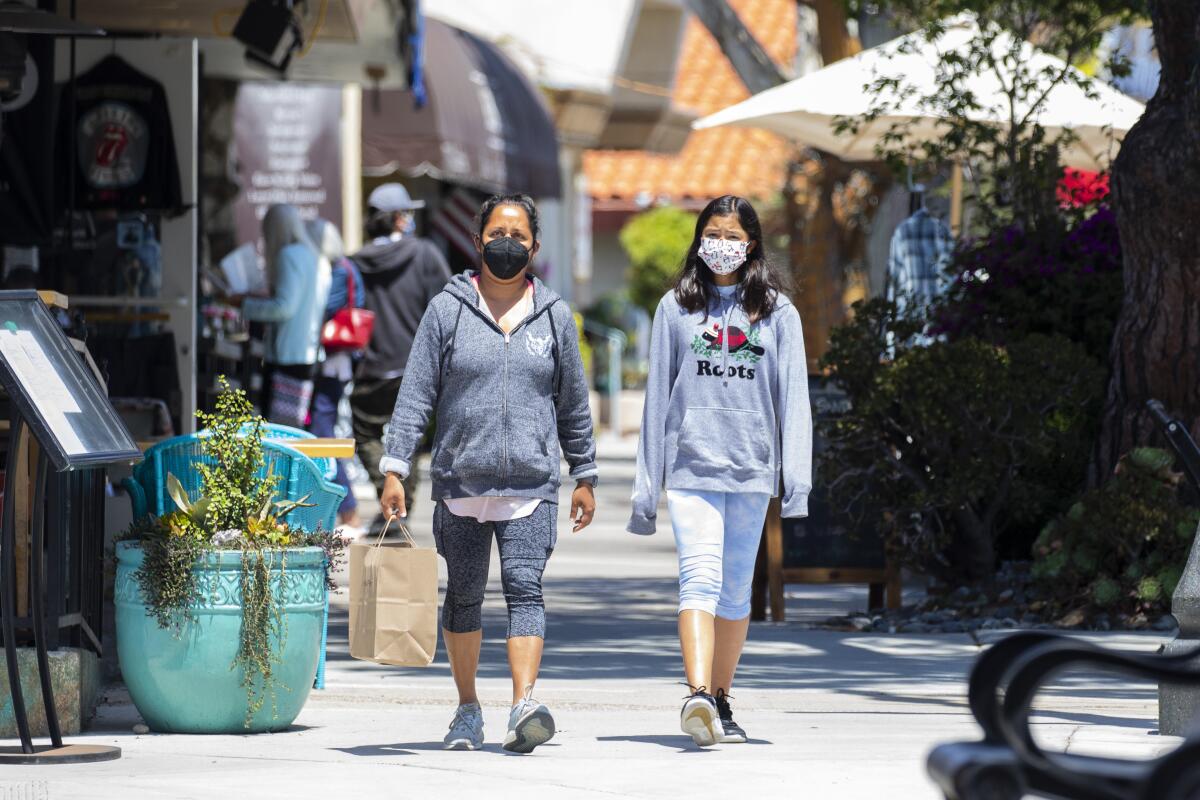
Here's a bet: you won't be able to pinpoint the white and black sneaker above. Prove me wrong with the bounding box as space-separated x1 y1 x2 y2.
680 686 722 747
715 689 746 743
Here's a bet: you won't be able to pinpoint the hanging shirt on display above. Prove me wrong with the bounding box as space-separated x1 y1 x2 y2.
58 55 183 213
886 207 955 316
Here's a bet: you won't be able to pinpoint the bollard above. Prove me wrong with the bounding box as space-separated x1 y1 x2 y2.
1160 522 1200 737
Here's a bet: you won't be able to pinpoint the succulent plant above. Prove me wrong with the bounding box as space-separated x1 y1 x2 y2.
1136 576 1163 604
1128 447 1174 476
1090 576 1122 608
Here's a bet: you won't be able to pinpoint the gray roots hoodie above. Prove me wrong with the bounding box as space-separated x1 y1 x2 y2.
380 271 598 503
628 284 812 534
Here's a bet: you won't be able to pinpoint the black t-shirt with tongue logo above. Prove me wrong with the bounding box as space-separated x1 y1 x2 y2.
58 55 182 213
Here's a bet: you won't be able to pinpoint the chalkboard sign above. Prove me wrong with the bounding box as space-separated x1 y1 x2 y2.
0 291 140 470
781 499 886 571
781 375 885 571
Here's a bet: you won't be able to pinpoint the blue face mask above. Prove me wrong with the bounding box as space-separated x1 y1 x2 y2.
400 215 416 236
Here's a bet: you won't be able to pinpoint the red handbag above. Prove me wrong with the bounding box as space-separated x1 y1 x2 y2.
321 264 375 351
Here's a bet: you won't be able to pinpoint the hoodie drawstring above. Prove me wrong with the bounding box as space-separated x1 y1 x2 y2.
444 300 465 379
545 301 562 406
720 293 732 387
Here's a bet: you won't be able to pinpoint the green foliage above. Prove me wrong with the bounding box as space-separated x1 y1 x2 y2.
1031 448 1200 617
821 299 1105 580
194 377 276 532
620 206 697 317
573 312 593 379
133 513 207 630
239 549 286 723
118 377 348 728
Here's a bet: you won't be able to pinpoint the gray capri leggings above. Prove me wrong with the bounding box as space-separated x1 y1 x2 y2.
432 500 558 639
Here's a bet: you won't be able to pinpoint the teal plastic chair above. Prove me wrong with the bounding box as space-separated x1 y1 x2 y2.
124 431 344 528
121 431 345 689
246 422 338 481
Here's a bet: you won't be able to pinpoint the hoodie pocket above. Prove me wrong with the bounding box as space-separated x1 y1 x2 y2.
435 416 503 480
506 405 554 480
675 406 771 476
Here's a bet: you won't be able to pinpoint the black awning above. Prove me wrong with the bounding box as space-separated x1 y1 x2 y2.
362 19 561 199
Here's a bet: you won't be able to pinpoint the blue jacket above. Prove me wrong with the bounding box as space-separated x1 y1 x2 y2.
243 243 330 366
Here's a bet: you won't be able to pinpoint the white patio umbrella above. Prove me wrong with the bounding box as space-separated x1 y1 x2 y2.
693 16 1145 171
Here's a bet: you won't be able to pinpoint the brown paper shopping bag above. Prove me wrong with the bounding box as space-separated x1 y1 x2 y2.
349 520 439 666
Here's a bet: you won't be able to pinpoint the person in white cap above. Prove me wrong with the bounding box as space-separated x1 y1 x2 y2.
349 183 452 524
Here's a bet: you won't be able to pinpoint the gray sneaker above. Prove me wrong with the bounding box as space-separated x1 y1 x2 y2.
443 702 484 751
502 694 555 754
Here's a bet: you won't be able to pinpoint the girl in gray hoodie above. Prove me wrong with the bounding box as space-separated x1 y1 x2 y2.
628 195 812 747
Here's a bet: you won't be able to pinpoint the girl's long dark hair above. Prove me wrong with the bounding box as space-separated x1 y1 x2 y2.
673 195 783 323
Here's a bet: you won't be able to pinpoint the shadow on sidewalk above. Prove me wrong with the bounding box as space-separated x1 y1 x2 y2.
597 734 773 750
323 574 1160 703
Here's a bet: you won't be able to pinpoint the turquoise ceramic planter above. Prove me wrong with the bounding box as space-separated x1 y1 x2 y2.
115 542 325 734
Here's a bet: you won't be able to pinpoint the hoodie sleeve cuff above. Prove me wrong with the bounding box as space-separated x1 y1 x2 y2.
782 492 809 519
569 462 599 485
626 511 657 536
379 456 410 480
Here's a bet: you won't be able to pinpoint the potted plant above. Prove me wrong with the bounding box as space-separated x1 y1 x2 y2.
114 379 347 733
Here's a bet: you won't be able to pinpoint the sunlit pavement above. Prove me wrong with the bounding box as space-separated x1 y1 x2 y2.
0 442 1176 799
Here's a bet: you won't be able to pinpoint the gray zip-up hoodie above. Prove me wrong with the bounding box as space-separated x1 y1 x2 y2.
380 271 597 503
628 284 812 534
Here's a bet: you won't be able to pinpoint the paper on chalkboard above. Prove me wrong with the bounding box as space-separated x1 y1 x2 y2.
219 243 267 296
0 329 86 454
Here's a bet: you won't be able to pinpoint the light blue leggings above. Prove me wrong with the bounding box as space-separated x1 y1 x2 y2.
667 490 772 620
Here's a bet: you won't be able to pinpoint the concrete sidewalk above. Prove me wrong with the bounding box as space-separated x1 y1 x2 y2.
0 453 1180 799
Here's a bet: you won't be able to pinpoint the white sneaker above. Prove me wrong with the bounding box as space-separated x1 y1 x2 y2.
503 691 555 754
680 690 721 747
443 702 484 751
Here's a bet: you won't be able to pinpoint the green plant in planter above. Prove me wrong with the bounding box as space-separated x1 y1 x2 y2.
119 377 347 725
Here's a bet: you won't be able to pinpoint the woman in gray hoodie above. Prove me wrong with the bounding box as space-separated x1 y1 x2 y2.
378 194 597 755
629 195 812 747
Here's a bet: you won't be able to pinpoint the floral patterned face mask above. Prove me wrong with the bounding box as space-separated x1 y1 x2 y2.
698 237 750 275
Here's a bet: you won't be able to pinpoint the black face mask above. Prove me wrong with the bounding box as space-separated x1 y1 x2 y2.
482 236 530 280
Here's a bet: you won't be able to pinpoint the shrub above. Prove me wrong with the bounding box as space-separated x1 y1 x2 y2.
821 299 1105 581
1032 447 1200 618
619 206 697 318
932 206 1122 363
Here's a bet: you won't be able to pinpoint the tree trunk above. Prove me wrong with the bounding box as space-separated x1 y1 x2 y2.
809 0 860 63
1093 1 1200 486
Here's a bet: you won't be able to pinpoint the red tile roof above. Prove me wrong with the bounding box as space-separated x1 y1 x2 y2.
584 0 796 206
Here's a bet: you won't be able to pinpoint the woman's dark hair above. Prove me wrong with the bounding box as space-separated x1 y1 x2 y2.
476 193 540 241
673 194 783 323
